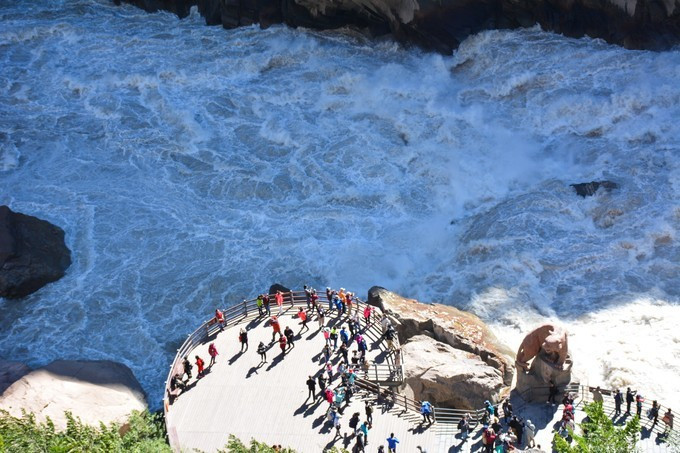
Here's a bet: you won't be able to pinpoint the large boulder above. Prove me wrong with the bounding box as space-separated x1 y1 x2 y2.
119 0 680 53
0 206 72 299
368 286 515 387
268 283 291 295
0 360 147 429
402 335 506 409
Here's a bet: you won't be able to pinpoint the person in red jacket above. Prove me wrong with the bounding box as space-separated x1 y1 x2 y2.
270 316 281 342
275 290 284 315
298 307 309 332
279 334 287 355
195 355 205 378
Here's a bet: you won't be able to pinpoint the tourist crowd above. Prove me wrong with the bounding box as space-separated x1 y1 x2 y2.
168 286 676 452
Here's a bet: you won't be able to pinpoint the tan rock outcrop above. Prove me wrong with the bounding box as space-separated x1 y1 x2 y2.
0 360 146 429
402 335 506 409
368 286 515 387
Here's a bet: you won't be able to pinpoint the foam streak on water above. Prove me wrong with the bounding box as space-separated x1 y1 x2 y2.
1 1 679 408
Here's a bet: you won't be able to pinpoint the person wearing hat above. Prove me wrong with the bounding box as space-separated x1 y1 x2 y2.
458 413 470 441
525 419 536 448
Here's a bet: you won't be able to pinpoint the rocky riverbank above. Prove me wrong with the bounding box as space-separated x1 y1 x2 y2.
117 0 680 53
367 286 515 409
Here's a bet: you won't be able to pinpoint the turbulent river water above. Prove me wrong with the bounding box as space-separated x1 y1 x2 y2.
1 0 679 409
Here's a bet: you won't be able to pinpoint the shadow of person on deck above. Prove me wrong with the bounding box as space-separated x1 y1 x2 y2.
265 352 285 371
246 362 265 379
312 413 326 429
304 398 323 417
228 350 245 365
306 329 321 341
247 317 264 330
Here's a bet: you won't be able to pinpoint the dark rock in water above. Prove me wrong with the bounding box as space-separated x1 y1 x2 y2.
118 0 680 53
570 180 619 198
0 206 72 299
268 283 291 295
367 285 388 310
114 0 195 18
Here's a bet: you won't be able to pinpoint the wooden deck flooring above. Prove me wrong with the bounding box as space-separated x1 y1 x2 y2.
166 308 438 452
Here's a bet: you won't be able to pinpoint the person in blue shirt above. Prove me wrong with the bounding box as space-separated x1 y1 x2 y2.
484 400 495 417
386 433 399 452
421 401 433 424
360 420 370 445
340 327 350 346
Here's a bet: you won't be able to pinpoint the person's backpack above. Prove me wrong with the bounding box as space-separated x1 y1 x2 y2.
457 418 466 430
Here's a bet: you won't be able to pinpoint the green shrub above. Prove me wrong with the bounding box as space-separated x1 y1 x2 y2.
553 401 640 453
218 435 349 453
0 409 170 453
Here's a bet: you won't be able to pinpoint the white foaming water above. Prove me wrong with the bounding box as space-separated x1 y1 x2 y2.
1 2 679 409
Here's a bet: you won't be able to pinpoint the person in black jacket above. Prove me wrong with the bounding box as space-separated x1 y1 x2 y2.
306 375 316 400
182 356 193 379
625 387 636 415
614 389 623 415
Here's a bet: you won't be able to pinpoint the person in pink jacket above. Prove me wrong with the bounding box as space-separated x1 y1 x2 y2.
208 343 218 367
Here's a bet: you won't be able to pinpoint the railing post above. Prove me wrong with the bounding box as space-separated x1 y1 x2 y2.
290 291 294 307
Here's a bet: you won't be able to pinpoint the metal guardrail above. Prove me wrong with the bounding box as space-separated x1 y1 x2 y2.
516 383 679 444
163 289 404 415
354 377 422 414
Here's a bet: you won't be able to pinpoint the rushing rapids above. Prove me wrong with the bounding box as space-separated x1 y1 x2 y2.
1 0 679 408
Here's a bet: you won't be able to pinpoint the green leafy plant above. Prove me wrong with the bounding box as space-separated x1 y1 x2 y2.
553 401 641 453
218 435 349 453
0 409 170 452
219 434 296 452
